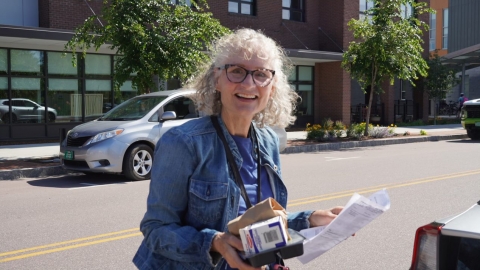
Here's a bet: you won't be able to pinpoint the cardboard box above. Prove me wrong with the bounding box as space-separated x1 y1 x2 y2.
239 216 288 256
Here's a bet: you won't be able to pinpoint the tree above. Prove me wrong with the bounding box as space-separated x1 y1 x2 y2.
65 0 229 92
424 51 460 124
342 0 433 136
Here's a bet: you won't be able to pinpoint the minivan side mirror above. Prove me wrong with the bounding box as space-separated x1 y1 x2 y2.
160 111 177 122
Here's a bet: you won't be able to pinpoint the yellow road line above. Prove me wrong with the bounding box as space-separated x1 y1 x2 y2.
287 169 480 207
0 228 139 257
0 233 141 263
2 169 479 263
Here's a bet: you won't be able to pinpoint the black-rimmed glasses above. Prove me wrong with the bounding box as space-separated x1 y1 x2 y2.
217 64 275 87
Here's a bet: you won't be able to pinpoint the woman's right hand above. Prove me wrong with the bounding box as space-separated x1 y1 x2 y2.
211 232 264 270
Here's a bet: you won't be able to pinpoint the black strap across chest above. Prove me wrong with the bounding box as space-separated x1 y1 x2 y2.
210 116 261 209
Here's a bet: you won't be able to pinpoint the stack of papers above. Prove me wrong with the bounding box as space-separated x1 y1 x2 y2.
297 189 391 264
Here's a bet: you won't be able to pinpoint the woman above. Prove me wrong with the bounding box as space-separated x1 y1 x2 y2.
133 28 343 270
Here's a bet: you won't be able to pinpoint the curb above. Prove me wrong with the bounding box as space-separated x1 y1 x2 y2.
0 166 72 181
282 133 469 154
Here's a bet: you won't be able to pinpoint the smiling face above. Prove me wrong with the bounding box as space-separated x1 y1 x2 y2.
215 53 275 125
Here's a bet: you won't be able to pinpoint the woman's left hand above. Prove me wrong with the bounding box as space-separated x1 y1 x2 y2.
308 206 344 227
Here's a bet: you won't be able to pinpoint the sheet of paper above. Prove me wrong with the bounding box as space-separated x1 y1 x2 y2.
297 189 390 264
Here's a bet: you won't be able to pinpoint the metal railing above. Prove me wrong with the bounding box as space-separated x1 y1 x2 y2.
393 100 419 124
351 103 385 125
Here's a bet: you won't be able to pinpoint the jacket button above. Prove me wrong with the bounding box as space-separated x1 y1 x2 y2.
273 165 278 171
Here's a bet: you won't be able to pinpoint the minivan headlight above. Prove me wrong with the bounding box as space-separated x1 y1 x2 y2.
85 129 124 146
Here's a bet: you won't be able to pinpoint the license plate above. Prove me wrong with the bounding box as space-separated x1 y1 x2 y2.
476 122 480 127
64 150 74 160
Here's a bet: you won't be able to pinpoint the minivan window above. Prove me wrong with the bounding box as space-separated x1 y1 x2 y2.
456 237 480 269
98 96 167 121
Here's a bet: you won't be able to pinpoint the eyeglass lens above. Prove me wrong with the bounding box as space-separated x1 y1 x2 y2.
226 65 273 86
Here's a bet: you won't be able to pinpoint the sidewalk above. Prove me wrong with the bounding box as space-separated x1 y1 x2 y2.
0 124 469 180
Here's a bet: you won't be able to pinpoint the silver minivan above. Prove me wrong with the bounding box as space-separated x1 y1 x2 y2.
60 89 287 181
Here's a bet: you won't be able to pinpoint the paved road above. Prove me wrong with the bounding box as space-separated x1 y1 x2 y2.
0 138 479 269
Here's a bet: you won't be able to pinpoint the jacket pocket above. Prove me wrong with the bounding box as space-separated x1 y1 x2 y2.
189 179 228 223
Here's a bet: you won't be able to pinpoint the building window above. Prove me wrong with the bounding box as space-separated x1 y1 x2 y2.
289 66 313 116
228 0 255 15
47 52 81 122
400 3 413 19
0 0 39 27
282 0 304 22
442 8 448 49
0 49 7 75
429 13 436 51
170 0 192 5
359 0 374 20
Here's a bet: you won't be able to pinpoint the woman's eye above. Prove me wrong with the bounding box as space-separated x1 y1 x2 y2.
255 72 268 78
229 68 245 74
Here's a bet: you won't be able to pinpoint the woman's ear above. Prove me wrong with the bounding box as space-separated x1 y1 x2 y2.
269 86 276 99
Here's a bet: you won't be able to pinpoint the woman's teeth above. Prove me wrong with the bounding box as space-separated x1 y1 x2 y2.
236 93 256 99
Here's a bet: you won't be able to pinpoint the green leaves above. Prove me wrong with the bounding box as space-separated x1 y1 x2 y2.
424 51 460 100
342 0 433 135
65 0 229 93
342 0 432 93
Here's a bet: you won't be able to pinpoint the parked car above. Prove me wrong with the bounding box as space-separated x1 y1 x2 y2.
0 98 57 123
410 200 480 269
460 98 480 140
60 89 287 181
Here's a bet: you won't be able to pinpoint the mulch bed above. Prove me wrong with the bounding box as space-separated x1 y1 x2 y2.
0 158 60 170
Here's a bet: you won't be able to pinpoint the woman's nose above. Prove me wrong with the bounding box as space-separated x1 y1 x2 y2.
241 73 256 86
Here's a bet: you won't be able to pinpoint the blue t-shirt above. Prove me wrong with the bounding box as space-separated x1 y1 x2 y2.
231 135 274 216
228 135 274 269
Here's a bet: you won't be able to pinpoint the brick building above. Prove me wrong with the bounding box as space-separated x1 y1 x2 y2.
0 0 431 142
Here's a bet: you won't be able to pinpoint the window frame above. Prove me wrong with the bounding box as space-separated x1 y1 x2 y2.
400 3 413 19
228 0 256 16
442 8 448 49
429 13 436 51
289 65 314 116
170 0 193 6
282 0 305 22
359 0 374 20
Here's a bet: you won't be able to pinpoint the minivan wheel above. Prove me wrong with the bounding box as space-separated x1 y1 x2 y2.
123 144 153 181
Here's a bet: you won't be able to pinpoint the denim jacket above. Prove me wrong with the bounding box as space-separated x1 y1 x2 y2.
133 116 314 270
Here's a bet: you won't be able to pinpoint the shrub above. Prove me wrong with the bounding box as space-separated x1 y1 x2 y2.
305 123 323 140
321 118 334 130
369 125 395 138
333 120 346 138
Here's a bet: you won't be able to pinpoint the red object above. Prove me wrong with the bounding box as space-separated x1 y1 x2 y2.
410 223 442 270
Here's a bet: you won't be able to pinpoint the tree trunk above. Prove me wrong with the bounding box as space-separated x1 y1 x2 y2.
364 84 375 137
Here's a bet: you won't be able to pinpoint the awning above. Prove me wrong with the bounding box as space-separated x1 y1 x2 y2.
441 43 480 70
0 24 115 54
285 49 343 66
0 25 344 65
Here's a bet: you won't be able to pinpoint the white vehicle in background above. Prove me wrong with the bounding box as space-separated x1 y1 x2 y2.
460 98 480 140
59 89 287 181
0 98 57 123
